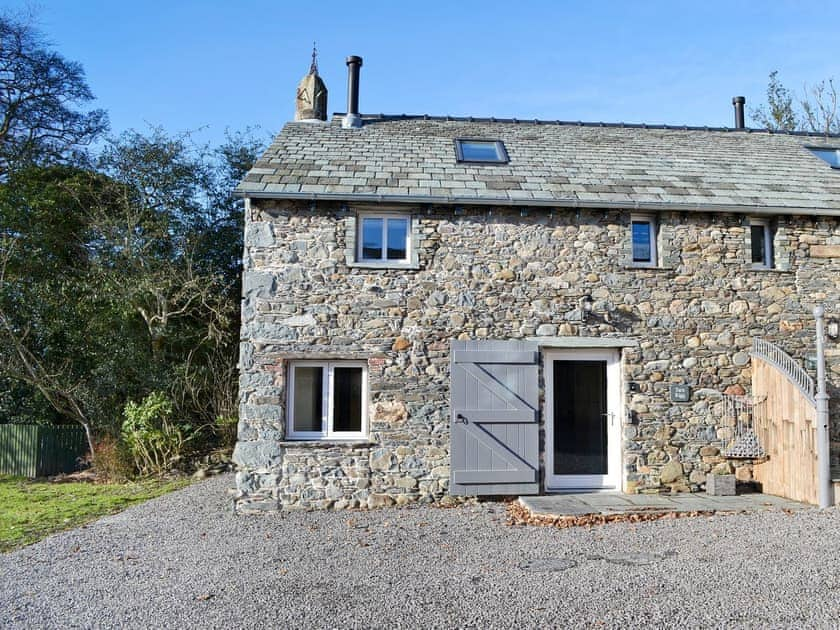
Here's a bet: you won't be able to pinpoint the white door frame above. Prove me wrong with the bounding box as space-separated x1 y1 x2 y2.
543 348 622 491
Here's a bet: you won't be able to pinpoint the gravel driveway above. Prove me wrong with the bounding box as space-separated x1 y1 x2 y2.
1 474 838 629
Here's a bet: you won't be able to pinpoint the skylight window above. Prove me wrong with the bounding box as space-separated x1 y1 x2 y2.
807 146 840 169
455 139 509 163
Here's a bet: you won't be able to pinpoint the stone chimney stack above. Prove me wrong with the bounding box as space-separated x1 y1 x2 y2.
295 46 327 122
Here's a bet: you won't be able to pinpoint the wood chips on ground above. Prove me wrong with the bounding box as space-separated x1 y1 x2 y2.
506 501 723 528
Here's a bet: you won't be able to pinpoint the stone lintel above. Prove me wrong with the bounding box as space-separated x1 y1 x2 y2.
270 352 387 361
527 336 639 349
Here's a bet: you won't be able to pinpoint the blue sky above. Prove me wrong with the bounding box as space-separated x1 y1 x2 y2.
5 1 839 147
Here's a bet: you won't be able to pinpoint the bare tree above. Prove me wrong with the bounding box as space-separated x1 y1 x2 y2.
752 70 840 138
801 79 839 137
0 12 108 176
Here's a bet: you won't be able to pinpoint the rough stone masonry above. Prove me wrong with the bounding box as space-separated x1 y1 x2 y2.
233 199 840 511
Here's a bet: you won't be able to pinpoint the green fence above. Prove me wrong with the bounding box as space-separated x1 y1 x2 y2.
0 425 88 477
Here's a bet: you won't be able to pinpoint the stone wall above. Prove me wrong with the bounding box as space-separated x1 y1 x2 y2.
234 199 840 511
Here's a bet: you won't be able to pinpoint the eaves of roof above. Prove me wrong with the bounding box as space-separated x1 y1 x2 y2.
238 189 840 217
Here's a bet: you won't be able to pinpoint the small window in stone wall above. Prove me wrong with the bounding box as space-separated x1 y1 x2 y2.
749 218 774 268
345 210 421 269
745 216 793 270
630 214 658 267
287 361 368 440
359 215 410 262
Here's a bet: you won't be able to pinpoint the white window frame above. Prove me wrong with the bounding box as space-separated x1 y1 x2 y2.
356 212 411 264
630 214 658 267
749 218 774 269
287 360 368 440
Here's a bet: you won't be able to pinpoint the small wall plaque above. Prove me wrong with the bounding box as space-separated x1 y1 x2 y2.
670 384 691 403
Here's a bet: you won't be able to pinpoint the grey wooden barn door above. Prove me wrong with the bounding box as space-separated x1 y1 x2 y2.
450 340 540 495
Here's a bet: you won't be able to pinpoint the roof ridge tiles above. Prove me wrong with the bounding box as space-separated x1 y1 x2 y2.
326 112 840 139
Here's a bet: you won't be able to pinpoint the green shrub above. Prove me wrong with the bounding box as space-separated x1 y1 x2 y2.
121 392 194 476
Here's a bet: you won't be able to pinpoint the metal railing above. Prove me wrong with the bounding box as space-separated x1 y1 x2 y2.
751 337 815 404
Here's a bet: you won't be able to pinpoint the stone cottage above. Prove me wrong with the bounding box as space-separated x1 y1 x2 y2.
233 55 840 511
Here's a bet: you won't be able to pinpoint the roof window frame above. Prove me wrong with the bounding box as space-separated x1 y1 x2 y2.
805 145 840 169
454 138 509 164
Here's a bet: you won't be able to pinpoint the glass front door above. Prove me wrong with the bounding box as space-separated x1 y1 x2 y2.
545 349 620 490
552 360 607 475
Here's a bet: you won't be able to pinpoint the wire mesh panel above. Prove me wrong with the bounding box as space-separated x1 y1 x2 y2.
719 395 766 458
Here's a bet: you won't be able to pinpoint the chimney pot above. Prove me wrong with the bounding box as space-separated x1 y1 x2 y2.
343 55 363 128
732 96 746 129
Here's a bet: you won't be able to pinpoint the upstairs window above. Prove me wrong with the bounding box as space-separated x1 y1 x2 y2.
807 146 840 169
750 218 774 268
358 213 410 263
288 361 367 440
455 139 509 163
630 215 658 266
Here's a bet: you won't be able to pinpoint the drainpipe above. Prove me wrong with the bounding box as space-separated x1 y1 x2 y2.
813 305 832 508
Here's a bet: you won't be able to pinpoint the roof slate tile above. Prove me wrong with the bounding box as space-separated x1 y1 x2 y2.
238 116 840 213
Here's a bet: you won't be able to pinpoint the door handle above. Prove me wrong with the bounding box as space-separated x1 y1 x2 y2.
601 412 615 426
455 413 468 424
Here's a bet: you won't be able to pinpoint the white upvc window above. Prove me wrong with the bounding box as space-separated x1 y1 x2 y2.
287 361 368 440
630 214 658 267
749 218 774 269
357 213 411 263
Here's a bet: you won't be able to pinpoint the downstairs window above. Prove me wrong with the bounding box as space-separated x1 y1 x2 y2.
287 361 368 440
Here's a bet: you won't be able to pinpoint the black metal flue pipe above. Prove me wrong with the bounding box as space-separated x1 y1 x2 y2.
346 56 363 117
732 96 746 129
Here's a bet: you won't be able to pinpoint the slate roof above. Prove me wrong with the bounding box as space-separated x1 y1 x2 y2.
238 115 840 215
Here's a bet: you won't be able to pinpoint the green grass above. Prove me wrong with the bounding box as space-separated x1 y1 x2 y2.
0 475 190 552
